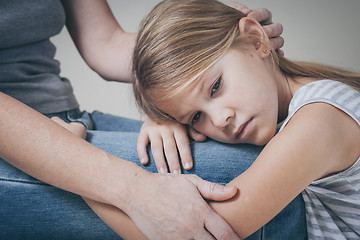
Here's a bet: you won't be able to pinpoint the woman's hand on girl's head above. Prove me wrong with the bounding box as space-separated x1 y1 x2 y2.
137 118 193 173
227 1 284 55
247 8 284 55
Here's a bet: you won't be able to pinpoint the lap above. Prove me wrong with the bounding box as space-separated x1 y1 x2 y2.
88 129 260 184
0 159 121 240
90 111 143 132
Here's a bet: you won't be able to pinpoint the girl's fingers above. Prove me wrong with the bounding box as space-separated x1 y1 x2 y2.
137 118 194 174
150 135 168 173
162 133 181 174
137 131 150 165
188 126 207 142
174 128 193 170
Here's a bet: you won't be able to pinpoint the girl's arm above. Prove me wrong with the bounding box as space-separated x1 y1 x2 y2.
211 102 360 238
61 0 136 83
82 198 147 240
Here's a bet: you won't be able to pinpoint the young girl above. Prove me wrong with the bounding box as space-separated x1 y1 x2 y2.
133 0 360 239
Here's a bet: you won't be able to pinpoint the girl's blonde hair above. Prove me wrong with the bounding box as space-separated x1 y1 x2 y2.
133 0 360 121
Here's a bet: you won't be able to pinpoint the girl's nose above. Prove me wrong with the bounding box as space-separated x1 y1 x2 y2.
211 108 234 129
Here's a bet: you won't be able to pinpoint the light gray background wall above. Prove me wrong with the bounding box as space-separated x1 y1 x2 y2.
52 0 360 121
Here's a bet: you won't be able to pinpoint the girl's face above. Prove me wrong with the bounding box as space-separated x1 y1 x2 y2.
160 45 283 145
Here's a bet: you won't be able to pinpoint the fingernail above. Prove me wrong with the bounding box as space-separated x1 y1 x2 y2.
184 162 192 169
173 169 180 174
140 157 146 164
158 167 166 173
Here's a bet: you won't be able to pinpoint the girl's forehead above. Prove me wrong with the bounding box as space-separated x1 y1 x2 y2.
186 51 224 87
159 67 212 104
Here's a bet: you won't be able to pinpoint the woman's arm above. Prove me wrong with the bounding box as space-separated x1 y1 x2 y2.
60 0 284 84
0 92 150 211
61 0 136 82
49 116 146 239
211 102 360 238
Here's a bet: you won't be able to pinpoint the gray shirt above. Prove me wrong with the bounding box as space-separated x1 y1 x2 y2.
0 0 79 114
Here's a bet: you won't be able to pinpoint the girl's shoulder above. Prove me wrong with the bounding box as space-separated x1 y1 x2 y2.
275 79 360 179
279 79 360 131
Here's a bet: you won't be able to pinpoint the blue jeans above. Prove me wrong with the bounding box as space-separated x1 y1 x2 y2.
0 110 307 239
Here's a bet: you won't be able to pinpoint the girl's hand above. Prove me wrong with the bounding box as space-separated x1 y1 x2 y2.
137 118 193 173
187 126 207 142
227 2 284 55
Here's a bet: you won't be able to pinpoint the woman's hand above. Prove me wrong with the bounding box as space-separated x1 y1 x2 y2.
124 171 240 240
227 2 284 55
51 116 87 139
137 118 193 173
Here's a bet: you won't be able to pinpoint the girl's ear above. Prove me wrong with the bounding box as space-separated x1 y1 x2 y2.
238 17 270 58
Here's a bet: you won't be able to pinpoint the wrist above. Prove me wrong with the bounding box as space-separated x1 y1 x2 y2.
102 155 152 212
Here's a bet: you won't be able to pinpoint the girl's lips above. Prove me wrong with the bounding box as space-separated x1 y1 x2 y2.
235 118 253 141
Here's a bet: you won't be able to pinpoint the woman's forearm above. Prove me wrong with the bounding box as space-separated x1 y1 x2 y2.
0 92 141 209
61 0 136 83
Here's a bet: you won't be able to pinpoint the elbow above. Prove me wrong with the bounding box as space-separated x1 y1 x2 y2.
210 189 265 239
85 54 132 83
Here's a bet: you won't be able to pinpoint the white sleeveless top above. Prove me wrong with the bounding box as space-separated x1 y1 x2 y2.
279 80 360 239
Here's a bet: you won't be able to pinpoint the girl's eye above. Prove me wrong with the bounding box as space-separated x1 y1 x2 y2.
191 111 202 125
211 77 222 96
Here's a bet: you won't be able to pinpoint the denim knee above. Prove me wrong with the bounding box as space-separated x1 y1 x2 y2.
0 158 121 239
